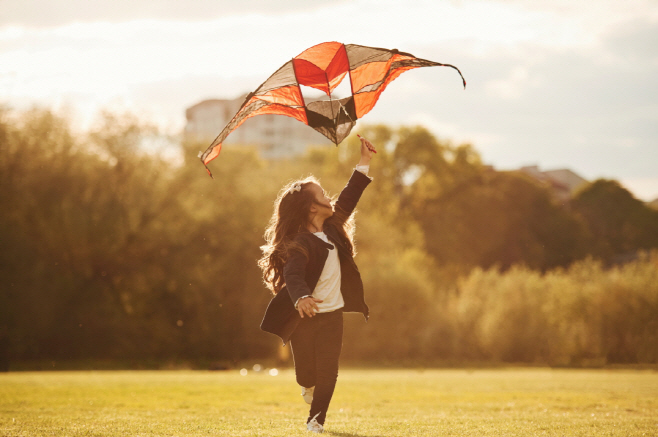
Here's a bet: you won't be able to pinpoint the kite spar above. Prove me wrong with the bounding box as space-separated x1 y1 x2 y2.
199 42 466 177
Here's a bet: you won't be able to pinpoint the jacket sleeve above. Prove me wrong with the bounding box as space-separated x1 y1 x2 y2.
283 246 313 305
332 169 372 225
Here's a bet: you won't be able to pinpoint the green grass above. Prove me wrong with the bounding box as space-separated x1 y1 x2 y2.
1 368 657 436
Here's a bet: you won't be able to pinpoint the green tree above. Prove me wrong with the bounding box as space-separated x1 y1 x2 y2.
376 125 589 272
572 179 658 260
4 106 656 368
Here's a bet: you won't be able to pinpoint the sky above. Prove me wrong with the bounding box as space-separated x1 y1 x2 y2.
2 0 657 200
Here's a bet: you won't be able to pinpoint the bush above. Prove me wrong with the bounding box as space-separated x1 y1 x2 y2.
440 252 658 365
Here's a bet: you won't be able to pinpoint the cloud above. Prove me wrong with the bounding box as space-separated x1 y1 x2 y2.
0 0 350 27
603 18 658 65
485 66 539 100
496 0 658 34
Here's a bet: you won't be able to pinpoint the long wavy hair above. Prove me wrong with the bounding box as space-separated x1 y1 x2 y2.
258 176 356 294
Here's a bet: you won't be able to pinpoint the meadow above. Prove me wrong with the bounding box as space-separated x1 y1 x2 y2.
1 368 656 436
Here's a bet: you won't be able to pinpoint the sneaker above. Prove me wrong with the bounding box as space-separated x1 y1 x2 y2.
301 386 314 405
306 413 323 433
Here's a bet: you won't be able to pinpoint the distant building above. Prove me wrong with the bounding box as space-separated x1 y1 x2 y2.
519 165 588 204
184 96 331 159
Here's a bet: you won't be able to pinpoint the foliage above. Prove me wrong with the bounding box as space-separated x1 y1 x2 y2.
0 108 273 365
572 179 658 260
446 253 658 365
1 107 657 367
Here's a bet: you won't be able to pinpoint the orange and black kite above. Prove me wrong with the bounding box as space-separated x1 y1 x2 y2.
199 42 466 176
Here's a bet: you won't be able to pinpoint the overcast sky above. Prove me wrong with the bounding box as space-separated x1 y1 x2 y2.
2 0 657 200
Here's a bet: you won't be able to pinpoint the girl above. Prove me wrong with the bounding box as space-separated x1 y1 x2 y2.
259 136 376 433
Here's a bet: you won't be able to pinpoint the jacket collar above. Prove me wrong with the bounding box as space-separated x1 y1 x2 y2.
295 229 335 250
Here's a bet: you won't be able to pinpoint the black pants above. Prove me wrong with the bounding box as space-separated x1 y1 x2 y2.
290 309 343 426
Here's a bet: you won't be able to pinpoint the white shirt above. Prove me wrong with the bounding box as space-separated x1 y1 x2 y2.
311 232 345 313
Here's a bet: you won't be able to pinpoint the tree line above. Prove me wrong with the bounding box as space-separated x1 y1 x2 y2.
1 107 657 370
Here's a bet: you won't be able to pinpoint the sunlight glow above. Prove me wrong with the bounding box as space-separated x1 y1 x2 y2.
1 0 656 199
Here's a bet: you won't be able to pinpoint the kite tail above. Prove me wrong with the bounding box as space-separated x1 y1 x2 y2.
198 150 215 178
204 164 214 179
441 63 467 89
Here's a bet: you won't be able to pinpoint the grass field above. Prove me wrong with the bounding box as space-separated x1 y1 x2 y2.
1 368 657 436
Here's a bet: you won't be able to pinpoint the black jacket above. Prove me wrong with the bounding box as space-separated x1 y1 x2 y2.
260 170 371 344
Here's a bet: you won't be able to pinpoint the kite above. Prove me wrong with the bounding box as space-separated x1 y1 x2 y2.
199 41 466 177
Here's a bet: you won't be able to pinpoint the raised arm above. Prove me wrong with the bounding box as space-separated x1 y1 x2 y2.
332 136 377 224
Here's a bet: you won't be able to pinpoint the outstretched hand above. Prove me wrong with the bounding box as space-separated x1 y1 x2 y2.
297 296 324 318
357 135 377 165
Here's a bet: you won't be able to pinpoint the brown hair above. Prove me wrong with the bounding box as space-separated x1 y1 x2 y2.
258 176 356 294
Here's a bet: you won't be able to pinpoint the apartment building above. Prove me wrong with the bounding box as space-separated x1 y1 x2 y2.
184 96 331 159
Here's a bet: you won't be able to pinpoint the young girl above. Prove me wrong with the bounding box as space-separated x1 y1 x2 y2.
259 136 376 433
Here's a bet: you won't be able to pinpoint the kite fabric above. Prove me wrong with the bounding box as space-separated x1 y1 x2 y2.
199 41 466 177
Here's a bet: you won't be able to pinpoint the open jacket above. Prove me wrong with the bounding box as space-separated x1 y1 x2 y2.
260 170 372 344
